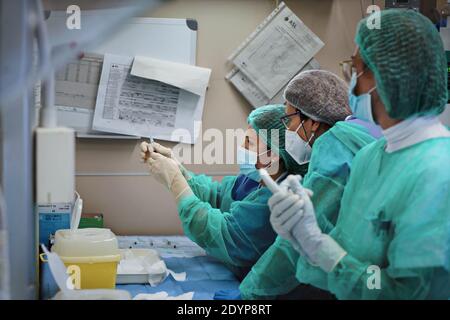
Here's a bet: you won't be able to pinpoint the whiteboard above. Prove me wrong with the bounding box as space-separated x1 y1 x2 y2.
45 12 198 138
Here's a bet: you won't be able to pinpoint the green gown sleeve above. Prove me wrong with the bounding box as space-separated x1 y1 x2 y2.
186 173 233 208
240 236 300 300
176 185 275 272
306 172 345 234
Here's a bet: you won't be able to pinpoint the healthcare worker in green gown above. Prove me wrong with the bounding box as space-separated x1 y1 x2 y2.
140 105 306 279
268 9 450 300
239 70 382 300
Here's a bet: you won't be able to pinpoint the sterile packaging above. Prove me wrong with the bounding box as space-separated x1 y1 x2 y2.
116 249 167 286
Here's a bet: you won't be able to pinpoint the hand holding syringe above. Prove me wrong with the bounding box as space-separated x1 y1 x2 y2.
140 120 156 163
140 137 154 163
259 168 283 194
259 168 312 198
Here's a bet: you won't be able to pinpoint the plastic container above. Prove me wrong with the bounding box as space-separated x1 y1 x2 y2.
116 249 167 285
51 228 120 289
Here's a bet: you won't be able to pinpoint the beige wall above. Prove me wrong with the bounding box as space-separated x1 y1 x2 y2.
76 0 381 235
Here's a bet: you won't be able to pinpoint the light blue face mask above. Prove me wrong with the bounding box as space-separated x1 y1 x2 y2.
237 146 257 175
237 146 270 182
349 71 377 124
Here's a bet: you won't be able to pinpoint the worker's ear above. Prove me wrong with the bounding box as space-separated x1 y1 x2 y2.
311 121 321 133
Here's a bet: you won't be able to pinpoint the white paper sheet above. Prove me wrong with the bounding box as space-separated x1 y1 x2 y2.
131 56 211 97
226 67 269 107
92 54 203 144
227 58 321 108
54 53 103 113
269 58 321 105
229 2 324 100
46 13 198 138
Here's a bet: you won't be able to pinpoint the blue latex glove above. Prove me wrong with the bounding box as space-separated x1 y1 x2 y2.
213 289 242 300
269 175 347 272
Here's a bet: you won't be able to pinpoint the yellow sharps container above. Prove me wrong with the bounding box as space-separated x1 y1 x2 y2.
52 228 120 289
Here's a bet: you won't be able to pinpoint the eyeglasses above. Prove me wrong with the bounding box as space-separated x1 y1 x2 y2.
280 110 301 130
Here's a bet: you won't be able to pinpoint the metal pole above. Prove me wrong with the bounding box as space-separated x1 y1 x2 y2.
0 0 37 299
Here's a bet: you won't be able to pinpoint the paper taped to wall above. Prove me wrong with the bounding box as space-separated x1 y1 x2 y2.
227 1 324 106
227 58 320 108
92 54 209 144
131 56 211 97
54 53 103 113
226 67 268 107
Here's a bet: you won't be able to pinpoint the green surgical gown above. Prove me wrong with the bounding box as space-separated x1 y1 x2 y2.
240 121 378 299
296 136 450 299
177 174 276 278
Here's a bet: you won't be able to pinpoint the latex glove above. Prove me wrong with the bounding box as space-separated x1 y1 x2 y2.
269 175 347 272
152 142 173 159
140 141 191 180
213 290 242 300
146 152 193 202
268 175 311 243
140 141 174 161
139 141 154 163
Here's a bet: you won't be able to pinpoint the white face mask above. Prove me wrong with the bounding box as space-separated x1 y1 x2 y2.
285 120 314 165
348 71 377 124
